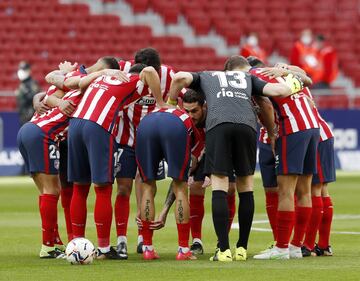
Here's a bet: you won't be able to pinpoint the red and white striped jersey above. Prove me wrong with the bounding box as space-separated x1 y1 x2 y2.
250 68 319 136
302 88 334 141
152 108 205 161
72 74 149 138
259 126 271 144
31 90 82 142
116 60 175 147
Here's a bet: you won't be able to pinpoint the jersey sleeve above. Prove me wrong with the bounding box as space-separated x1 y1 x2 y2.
251 74 267 96
190 126 205 161
188 72 201 91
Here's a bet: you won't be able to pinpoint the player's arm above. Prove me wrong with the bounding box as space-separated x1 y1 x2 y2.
79 69 129 92
260 66 312 86
45 61 78 89
168 72 196 105
33 92 50 115
46 89 75 116
140 66 166 107
149 181 176 230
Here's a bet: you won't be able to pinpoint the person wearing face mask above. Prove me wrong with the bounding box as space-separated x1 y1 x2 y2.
290 29 324 85
15 61 41 125
240 33 267 64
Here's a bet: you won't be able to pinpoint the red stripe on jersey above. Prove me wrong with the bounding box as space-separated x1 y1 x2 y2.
117 64 176 147
282 136 288 174
302 88 333 141
250 68 319 136
108 136 114 183
72 75 149 138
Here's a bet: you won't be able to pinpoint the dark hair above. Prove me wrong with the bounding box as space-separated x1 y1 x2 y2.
129 63 147 74
99 56 120 70
134 48 161 72
246 56 265 67
224 55 250 71
316 34 325 42
183 89 205 106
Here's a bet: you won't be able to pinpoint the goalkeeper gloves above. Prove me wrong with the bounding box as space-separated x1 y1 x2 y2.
284 73 304 94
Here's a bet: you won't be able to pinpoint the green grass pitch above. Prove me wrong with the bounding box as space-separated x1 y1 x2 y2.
0 172 359 281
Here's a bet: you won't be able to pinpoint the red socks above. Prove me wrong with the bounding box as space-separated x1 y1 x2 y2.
265 192 278 241
189 195 204 240
291 206 312 247
60 186 73 241
276 211 295 248
94 185 113 248
177 223 190 248
318 196 333 249
39 194 58 247
304 196 323 250
70 183 90 238
227 194 236 232
142 220 153 246
115 195 130 237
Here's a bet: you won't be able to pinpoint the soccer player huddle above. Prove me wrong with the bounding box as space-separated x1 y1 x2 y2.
17 47 335 262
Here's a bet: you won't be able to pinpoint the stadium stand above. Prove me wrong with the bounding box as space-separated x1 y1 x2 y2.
0 0 359 110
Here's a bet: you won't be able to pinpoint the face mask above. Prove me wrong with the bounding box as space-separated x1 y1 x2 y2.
301 35 312 45
247 36 258 47
17 69 30 81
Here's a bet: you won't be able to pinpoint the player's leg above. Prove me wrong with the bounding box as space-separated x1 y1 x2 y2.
232 123 257 261
259 142 278 245
227 179 236 233
204 124 233 262
114 145 136 258
135 113 162 260
189 158 206 255
17 123 63 258
67 119 91 241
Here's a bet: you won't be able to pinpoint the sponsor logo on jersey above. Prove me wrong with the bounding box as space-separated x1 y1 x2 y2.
137 96 156 106
216 88 248 100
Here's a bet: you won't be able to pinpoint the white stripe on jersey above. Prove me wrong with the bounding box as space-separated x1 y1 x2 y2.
141 104 149 121
37 113 64 127
124 62 132 73
97 96 116 125
319 125 328 140
136 80 144 95
73 87 93 117
127 105 135 147
116 112 124 143
160 66 167 94
263 131 268 142
295 99 311 129
304 99 319 128
165 108 176 113
83 89 105 120
283 103 299 132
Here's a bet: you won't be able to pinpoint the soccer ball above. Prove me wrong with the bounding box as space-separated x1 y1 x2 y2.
65 238 96 265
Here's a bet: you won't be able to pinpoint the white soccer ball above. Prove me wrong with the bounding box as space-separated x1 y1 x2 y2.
65 238 96 265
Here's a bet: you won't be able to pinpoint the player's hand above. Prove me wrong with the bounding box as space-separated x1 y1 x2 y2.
274 62 289 70
202 176 211 188
150 212 167 230
190 155 198 173
59 100 76 116
259 67 286 79
103 69 130 82
59 61 78 73
285 73 304 94
135 216 143 230
34 100 50 115
187 176 194 186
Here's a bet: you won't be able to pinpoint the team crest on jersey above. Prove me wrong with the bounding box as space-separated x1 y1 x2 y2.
54 160 60 170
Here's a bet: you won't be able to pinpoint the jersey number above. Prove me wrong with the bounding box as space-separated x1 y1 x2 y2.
212 71 247 89
49 145 60 159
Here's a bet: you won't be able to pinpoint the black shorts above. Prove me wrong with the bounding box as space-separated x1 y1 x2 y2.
59 140 72 187
193 156 235 182
204 123 256 177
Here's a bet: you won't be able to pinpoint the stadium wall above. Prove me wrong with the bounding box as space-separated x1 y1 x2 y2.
0 110 359 175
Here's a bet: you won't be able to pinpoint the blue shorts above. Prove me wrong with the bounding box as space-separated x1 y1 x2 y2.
17 122 59 175
115 145 165 180
136 112 191 181
275 128 320 175
258 142 277 188
312 137 336 184
68 118 116 184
